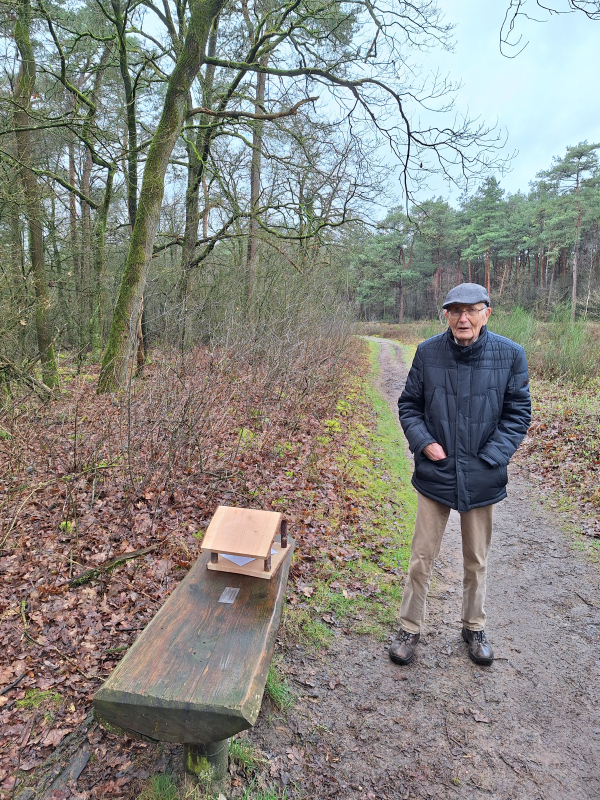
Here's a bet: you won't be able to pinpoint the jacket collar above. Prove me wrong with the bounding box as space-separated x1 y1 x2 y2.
446 325 488 358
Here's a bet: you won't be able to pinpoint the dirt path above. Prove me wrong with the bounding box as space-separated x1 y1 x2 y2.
249 338 600 800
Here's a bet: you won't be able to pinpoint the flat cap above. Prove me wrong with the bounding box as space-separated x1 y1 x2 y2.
442 282 490 308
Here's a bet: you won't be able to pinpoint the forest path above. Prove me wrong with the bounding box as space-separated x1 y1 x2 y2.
250 338 600 800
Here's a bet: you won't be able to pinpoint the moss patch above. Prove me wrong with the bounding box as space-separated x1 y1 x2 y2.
286 339 416 643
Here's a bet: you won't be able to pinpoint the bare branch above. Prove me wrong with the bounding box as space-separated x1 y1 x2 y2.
187 96 318 121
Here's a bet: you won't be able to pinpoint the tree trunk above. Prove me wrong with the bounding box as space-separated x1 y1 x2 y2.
13 0 58 389
98 0 226 392
179 19 219 350
111 0 138 231
245 57 268 312
93 165 115 353
68 119 81 295
547 258 556 314
498 258 509 297
111 0 147 362
572 197 582 321
397 281 404 324
9 198 24 300
81 147 93 332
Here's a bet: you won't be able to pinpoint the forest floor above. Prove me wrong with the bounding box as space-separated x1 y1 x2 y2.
2 338 600 800
239 338 600 800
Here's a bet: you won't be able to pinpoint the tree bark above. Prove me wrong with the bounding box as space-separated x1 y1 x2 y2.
179 18 219 350
81 145 93 327
245 58 268 312
98 0 226 392
572 176 582 321
13 0 59 389
93 164 115 353
68 115 81 296
9 196 24 300
111 0 138 231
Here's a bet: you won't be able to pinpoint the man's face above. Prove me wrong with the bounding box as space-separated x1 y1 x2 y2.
444 303 492 345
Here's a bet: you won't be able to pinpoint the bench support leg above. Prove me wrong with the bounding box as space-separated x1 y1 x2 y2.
184 740 229 780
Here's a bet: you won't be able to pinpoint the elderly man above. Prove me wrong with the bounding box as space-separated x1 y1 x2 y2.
390 283 531 666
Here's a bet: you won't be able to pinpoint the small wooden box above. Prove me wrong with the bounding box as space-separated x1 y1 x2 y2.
200 506 289 580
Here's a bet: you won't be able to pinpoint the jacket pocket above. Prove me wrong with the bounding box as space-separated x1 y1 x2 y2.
415 453 455 486
468 456 507 505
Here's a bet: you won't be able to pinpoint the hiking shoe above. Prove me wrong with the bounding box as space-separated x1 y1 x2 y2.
462 627 494 666
389 629 420 665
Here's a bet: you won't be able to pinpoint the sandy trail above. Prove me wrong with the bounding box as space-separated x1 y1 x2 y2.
249 338 600 799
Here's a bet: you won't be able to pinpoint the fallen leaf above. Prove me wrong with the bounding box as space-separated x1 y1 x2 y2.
470 709 491 723
19 758 43 772
43 728 70 747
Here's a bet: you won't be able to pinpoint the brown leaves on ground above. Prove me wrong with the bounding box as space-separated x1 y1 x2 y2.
515 379 600 537
0 340 369 799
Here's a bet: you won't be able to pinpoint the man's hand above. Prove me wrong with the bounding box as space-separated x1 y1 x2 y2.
423 443 447 461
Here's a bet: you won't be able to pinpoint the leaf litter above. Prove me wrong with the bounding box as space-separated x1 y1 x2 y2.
0 342 367 798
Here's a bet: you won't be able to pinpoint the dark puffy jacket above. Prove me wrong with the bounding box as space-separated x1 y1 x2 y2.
398 326 531 512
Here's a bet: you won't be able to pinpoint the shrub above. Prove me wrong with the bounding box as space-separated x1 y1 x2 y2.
489 306 600 385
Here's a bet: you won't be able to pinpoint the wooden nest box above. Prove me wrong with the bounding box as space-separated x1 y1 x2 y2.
200 505 288 579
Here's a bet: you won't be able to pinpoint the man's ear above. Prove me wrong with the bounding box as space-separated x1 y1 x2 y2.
485 307 492 321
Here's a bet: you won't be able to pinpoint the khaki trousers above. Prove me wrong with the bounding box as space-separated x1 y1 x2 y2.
399 492 494 634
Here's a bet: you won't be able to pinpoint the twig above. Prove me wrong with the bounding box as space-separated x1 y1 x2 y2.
68 544 160 587
20 598 28 632
0 355 53 399
0 673 25 696
113 626 146 632
575 592 595 607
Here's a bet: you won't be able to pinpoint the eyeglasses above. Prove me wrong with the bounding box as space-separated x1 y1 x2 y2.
446 305 487 319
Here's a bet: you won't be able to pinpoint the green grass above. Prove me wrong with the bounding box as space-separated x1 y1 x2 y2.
229 737 267 771
265 657 295 710
241 786 286 800
138 774 180 800
284 338 416 642
281 606 334 650
138 772 285 800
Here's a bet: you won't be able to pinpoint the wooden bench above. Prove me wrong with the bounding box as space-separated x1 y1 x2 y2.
93 508 293 778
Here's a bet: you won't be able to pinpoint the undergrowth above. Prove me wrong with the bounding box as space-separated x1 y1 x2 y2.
138 771 285 800
282 338 415 644
265 657 295 710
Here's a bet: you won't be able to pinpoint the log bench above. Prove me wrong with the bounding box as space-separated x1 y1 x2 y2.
93 511 294 779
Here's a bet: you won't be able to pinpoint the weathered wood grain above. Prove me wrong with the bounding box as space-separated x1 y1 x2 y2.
200 506 281 559
93 535 293 744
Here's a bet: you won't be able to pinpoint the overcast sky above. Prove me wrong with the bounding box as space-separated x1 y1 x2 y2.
412 0 600 201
